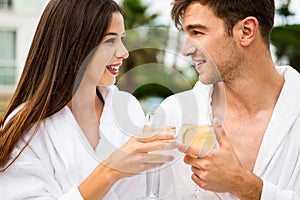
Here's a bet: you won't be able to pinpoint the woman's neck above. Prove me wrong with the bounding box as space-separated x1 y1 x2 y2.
68 86 104 149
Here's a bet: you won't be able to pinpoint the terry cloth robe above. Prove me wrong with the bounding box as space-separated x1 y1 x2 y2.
0 85 175 200
158 66 300 199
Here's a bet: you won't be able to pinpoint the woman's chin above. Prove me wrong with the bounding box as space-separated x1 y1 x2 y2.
98 80 116 87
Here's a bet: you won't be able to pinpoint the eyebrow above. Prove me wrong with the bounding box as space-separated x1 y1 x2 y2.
104 32 126 37
184 24 208 32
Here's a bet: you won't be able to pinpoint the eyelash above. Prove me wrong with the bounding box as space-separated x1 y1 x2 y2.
192 30 203 35
104 38 115 44
103 37 125 44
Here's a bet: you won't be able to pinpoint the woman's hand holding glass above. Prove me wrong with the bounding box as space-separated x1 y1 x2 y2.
102 128 177 179
136 111 177 200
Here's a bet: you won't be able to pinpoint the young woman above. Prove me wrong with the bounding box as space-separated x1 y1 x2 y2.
0 0 177 199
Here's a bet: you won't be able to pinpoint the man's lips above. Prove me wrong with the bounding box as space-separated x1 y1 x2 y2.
195 60 207 73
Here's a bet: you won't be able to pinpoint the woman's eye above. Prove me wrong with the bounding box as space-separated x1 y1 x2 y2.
121 37 126 43
104 38 115 44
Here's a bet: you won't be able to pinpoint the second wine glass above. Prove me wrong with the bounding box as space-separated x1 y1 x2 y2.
137 111 176 200
181 115 219 200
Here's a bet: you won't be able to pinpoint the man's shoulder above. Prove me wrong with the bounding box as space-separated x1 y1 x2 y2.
162 88 198 110
277 65 300 93
160 81 212 116
277 65 300 80
163 81 212 103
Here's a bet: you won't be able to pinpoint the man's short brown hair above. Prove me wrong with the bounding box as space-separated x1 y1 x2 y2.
171 0 275 44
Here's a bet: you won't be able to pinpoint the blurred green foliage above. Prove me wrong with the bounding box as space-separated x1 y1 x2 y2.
271 0 300 71
122 0 159 29
119 0 196 101
271 24 300 71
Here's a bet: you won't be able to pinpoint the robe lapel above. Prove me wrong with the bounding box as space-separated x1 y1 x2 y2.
254 66 300 175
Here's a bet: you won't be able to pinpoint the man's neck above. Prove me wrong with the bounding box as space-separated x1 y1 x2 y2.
213 65 284 117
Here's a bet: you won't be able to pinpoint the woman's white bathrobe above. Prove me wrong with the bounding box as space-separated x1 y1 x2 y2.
159 66 300 199
0 85 175 200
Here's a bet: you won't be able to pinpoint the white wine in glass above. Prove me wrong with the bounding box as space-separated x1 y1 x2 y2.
181 124 218 200
182 125 217 158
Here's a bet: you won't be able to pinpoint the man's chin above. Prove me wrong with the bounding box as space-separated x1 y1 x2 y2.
199 74 222 85
199 75 211 85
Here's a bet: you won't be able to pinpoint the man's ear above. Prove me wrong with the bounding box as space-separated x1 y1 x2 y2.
235 16 259 47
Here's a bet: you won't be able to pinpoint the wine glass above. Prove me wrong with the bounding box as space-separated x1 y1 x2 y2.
181 116 219 200
137 111 176 200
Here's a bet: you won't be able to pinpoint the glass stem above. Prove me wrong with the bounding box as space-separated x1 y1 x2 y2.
146 170 160 198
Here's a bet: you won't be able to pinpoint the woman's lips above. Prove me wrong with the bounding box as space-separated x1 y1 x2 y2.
106 64 121 76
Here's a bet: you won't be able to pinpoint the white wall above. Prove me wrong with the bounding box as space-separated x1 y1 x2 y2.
0 0 48 95
13 0 47 13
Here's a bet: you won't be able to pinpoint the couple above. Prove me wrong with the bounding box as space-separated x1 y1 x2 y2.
1 0 300 199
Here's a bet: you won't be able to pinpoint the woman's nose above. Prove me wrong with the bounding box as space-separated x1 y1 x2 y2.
116 42 129 59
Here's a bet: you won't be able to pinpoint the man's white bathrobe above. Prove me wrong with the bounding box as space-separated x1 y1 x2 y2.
0 85 175 200
159 66 300 199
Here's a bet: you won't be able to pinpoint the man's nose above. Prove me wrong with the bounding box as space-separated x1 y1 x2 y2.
181 37 197 57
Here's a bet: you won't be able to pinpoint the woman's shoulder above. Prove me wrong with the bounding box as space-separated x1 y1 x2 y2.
17 106 76 150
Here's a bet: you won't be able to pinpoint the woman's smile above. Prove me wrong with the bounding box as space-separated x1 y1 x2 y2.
106 63 121 76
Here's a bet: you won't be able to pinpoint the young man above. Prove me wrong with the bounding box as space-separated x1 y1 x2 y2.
160 0 300 199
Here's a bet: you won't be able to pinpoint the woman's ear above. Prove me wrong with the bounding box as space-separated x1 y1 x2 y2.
235 16 259 47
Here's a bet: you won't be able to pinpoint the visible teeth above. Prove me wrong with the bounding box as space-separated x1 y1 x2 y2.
107 66 119 71
197 60 206 65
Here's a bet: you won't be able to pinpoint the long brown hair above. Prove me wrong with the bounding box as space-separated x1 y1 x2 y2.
0 0 122 171
171 0 274 44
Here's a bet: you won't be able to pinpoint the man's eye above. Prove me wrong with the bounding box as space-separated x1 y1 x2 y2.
192 30 203 35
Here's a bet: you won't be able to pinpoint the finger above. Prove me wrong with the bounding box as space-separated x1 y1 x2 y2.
105 159 164 175
123 137 178 154
191 165 203 174
216 128 229 148
142 163 165 171
137 128 177 142
135 140 178 153
211 117 228 148
191 167 207 184
184 145 200 157
177 143 187 153
178 144 208 157
144 154 175 164
191 173 208 190
183 154 202 166
183 154 195 164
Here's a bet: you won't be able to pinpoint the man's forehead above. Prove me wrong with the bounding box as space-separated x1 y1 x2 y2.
182 5 206 30
182 3 222 30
